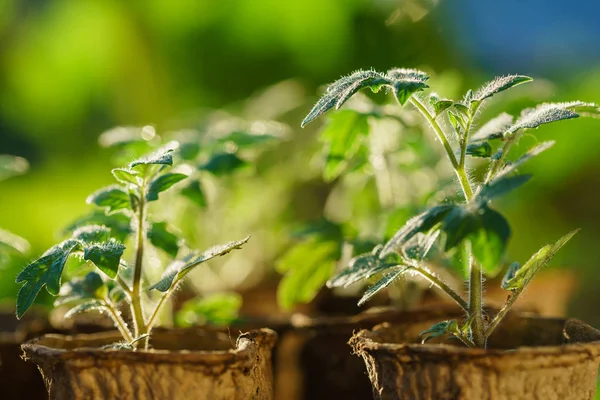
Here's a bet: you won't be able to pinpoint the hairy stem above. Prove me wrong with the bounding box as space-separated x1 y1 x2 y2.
485 133 517 183
116 275 132 296
131 189 147 348
468 255 485 347
103 300 134 343
453 332 476 348
146 288 173 331
412 265 468 311
484 289 521 338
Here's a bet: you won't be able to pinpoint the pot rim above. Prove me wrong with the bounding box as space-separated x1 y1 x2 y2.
21 327 277 366
350 316 600 367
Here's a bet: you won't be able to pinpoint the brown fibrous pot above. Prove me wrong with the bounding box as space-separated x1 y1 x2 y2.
350 310 600 400
21 327 277 400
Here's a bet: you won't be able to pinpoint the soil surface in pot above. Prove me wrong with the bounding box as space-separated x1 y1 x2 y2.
22 327 277 400
351 310 600 400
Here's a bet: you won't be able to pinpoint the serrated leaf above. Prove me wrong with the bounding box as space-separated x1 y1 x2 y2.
386 68 430 105
358 266 411 306
83 240 126 279
469 208 511 275
502 230 579 291
175 293 242 327
382 204 456 256
180 180 207 208
64 211 132 243
111 168 139 185
64 300 106 319
55 272 106 306
146 173 188 202
320 110 369 181
466 142 492 158
276 237 339 310
497 141 555 178
87 186 131 214
150 237 250 292
561 101 600 118
327 248 400 289
0 154 29 181
72 225 112 243
402 230 440 261
476 174 532 204
147 222 180 257
301 70 390 127
0 228 30 254
429 94 453 116
419 320 459 343
471 113 514 142
130 148 174 170
471 75 532 103
506 103 579 136
15 239 82 318
200 153 247 175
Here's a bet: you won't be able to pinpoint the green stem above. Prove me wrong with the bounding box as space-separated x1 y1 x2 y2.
485 134 517 183
116 275 132 296
468 255 485 347
412 265 468 311
484 290 521 338
130 190 147 348
453 332 476 348
103 300 134 343
146 288 173 331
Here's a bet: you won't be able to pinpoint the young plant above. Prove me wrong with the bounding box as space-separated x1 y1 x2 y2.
303 68 599 347
15 146 248 349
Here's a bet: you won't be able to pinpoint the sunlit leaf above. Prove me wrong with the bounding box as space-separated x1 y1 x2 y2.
55 272 106 306
327 246 400 288
358 266 411 306
64 211 132 243
83 240 126 279
470 112 514 142
150 237 250 292
429 94 453 116
111 168 139 186
469 208 511 275
147 222 180 257
130 148 174 170
87 186 131 214
502 230 579 291
382 204 456 256
506 103 580 136
72 225 112 243
146 173 188 202
403 230 440 261
386 68 429 105
466 142 492 158
471 75 532 103
64 300 106 319
320 110 369 181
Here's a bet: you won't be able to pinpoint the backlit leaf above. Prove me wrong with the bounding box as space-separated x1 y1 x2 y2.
83 240 126 279
466 142 492 158
111 168 139 185
87 186 131 214
130 148 174 170
72 225 112 243
506 103 580 136
469 208 511 275
146 173 188 202
327 246 400 289
470 113 514 142
55 272 106 306
471 75 532 103
64 300 106 319
419 320 459 343
358 266 411 306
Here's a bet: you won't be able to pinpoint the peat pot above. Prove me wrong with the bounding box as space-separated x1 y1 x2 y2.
274 304 464 400
22 327 278 400
350 310 600 400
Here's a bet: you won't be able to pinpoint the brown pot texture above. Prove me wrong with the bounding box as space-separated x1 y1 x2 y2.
22 327 278 400
273 304 465 400
350 310 600 400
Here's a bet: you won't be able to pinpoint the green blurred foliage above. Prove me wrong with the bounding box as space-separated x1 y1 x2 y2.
1 0 600 329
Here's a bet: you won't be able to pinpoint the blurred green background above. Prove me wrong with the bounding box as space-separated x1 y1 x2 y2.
1 0 600 326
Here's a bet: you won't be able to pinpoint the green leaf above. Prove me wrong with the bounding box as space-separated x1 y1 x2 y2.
453 103 470 120
403 230 440 261
146 173 188 202
560 101 600 118
502 230 579 291
327 245 400 289
175 293 242 327
429 94 453 116
55 272 106 306
200 153 247 176
442 207 480 250
64 300 106 319
471 113 514 142
476 174 532 204
64 211 132 243
447 111 463 133
469 208 511 275
466 142 492 158
111 168 140 185
180 180 207 208
471 75 532 103
382 204 456 256
129 148 174 170
386 68 429 105
301 69 390 127
72 225 112 243
149 237 250 292
15 239 82 318
276 237 339 310
320 110 369 181
497 141 555 178
419 320 459 343
501 261 520 290
0 154 29 181
83 240 126 279
147 222 180 257
0 228 30 254
358 266 411 306
87 186 131 214
178 142 201 161
506 103 580 136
